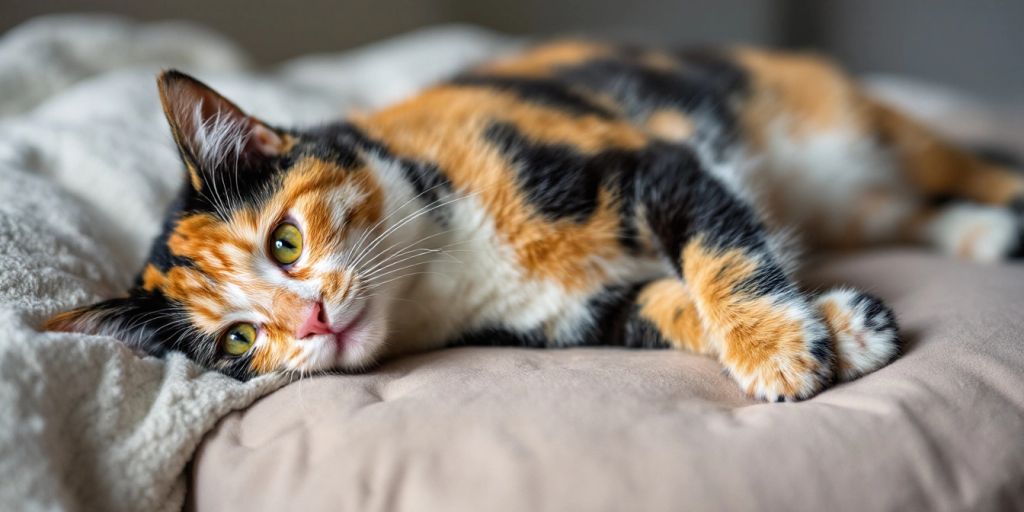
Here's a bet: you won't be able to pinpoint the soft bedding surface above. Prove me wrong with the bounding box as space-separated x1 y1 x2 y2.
1 14 1023 512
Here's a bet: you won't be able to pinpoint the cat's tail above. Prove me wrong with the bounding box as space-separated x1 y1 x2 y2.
814 288 901 382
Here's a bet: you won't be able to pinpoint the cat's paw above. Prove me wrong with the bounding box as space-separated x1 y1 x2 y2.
815 288 900 381
722 308 835 402
927 204 1022 262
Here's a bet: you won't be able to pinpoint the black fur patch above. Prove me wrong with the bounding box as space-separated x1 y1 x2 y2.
450 74 617 118
83 290 222 366
483 121 648 251
138 187 198 277
735 260 794 299
809 336 835 368
555 55 747 159
585 282 671 349
634 142 767 257
309 122 456 225
675 48 750 97
397 160 455 226
631 142 797 300
449 327 550 348
217 349 259 381
484 121 608 222
1011 197 1024 259
297 124 369 170
851 292 901 354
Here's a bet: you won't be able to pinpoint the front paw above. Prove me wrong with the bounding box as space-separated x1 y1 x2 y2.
815 288 901 381
721 313 835 402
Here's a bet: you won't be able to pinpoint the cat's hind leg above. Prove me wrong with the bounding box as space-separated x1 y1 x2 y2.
871 101 1024 261
914 203 1023 262
732 48 1024 261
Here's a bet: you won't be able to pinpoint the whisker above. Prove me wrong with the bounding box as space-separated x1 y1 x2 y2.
348 190 481 270
355 230 470 278
343 180 454 268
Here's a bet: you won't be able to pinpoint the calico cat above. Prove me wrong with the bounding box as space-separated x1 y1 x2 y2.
45 41 1024 401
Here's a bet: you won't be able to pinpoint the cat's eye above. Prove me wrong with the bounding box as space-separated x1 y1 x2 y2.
222 323 257 356
270 222 302 265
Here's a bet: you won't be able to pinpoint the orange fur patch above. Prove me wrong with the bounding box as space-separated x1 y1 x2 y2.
733 47 862 147
249 290 307 373
819 297 854 377
476 40 613 78
320 270 353 303
639 50 682 73
636 278 709 353
872 102 1024 204
41 309 85 332
643 109 695 142
274 157 384 278
681 239 818 396
356 86 648 291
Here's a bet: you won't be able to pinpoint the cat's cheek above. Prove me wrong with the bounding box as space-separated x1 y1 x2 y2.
334 305 389 370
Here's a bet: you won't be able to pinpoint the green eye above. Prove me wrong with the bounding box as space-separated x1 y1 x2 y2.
270 222 302 265
222 323 257 356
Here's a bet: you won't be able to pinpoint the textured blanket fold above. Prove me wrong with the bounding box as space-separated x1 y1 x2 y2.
0 15 508 511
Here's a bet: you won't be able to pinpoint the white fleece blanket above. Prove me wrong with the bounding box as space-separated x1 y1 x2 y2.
0 15 509 511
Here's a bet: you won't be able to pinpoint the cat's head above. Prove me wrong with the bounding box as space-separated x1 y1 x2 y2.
44 71 394 380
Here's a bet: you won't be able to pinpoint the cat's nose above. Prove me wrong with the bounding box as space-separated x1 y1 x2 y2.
296 301 333 339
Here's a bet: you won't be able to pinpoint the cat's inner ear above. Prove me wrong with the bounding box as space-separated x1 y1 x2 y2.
157 70 286 187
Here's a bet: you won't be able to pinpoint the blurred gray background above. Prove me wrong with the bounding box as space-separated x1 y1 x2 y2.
3 0 1022 99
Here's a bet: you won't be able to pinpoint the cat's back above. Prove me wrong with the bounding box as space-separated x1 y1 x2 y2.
356 39 751 150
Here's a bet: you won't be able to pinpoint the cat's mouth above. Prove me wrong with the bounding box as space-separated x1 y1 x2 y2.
292 297 385 373
331 302 370 352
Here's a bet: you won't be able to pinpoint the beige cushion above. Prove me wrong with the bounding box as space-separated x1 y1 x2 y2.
190 250 1024 511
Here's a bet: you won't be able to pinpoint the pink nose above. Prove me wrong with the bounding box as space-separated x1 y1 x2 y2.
296 301 333 339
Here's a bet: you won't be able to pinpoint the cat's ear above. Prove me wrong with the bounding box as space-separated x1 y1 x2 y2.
157 70 288 189
43 294 172 356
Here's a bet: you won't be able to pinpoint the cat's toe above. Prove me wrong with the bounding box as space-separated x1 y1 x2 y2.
816 288 900 381
728 315 835 402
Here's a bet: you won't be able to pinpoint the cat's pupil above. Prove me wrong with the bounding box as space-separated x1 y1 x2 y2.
276 239 295 250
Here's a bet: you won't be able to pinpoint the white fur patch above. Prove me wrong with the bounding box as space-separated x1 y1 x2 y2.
755 120 913 246
925 204 1020 263
815 288 899 381
189 101 250 170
